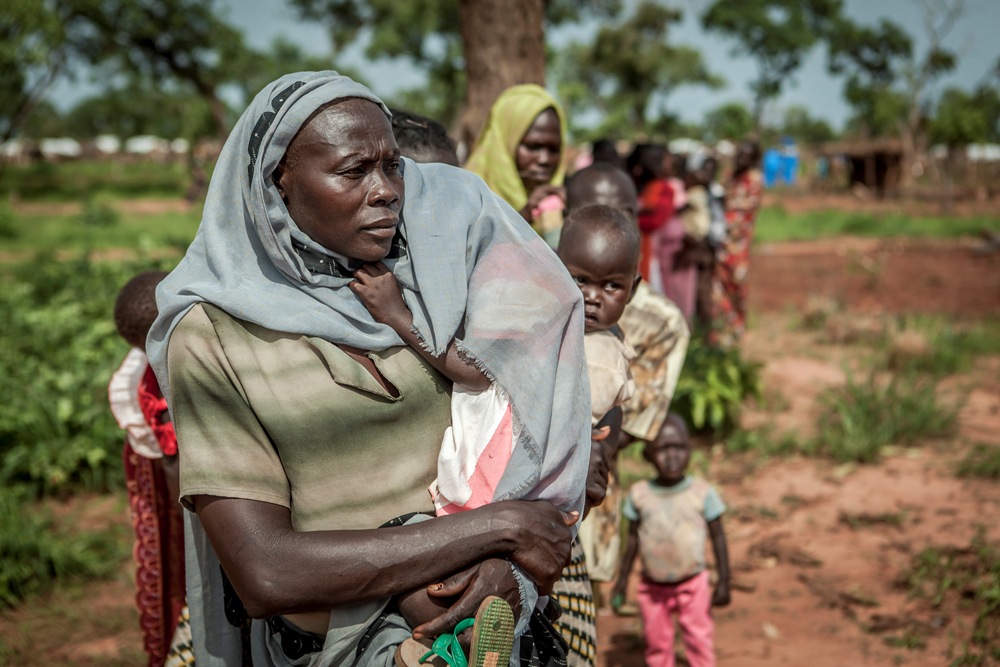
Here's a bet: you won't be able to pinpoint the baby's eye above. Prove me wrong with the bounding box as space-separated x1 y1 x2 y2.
605 282 622 291
574 276 586 285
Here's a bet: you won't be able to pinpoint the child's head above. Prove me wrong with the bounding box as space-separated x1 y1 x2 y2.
564 163 638 222
644 413 691 484
114 271 168 351
389 107 460 166
558 204 640 334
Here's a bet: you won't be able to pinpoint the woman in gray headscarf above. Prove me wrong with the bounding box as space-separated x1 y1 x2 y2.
147 72 591 666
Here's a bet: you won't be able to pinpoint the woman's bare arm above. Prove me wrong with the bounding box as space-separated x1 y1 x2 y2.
193 495 576 619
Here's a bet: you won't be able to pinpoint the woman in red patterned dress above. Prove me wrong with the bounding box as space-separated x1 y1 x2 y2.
710 140 762 348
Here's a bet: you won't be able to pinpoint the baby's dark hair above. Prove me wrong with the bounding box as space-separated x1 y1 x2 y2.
114 271 168 350
389 108 458 165
561 204 641 267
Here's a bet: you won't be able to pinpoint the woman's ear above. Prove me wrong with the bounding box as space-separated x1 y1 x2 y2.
272 161 288 203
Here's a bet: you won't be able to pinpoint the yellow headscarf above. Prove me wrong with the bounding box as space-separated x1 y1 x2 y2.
465 84 569 212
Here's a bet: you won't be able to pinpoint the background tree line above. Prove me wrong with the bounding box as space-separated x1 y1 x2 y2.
4 0 999 161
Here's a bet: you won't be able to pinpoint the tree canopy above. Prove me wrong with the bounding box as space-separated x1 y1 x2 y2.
702 0 842 127
555 1 721 138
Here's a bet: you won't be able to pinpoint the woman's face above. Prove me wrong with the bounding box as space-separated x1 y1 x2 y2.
515 108 562 194
275 99 403 263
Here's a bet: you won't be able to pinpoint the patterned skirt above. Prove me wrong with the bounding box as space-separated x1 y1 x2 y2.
551 540 596 667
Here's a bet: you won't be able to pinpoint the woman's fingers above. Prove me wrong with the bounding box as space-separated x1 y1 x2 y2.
428 567 476 598
412 559 519 640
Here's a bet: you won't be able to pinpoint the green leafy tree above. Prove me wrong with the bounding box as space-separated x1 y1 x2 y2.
0 1 70 144
55 0 253 138
928 85 996 210
554 1 722 139
703 101 754 142
60 79 219 140
290 0 619 145
825 1 965 187
781 105 836 145
702 0 842 128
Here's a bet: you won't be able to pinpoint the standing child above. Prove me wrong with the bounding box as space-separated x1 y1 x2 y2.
611 414 730 667
109 271 194 667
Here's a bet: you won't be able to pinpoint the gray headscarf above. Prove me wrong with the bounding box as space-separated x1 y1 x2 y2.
147 71 590 510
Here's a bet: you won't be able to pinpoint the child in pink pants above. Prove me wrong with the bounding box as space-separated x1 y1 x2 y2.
611 414 730 667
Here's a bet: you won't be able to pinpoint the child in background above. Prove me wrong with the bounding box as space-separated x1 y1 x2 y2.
109 270 194 667
612 414 730 667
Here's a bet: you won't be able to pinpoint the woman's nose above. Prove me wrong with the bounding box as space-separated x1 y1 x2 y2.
370 169 400 206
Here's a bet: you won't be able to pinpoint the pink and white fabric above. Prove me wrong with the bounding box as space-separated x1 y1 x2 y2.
432 385 515 515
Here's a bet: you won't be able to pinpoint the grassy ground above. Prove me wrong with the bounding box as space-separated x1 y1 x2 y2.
0 205 199 256
755 205 1000 243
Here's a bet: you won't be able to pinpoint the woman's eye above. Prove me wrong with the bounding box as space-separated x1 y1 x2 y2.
385 160 400 173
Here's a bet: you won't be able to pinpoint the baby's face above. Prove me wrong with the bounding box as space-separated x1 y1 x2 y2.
558 228 637 333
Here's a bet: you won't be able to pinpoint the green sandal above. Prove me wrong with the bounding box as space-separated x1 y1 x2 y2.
420 596 516 667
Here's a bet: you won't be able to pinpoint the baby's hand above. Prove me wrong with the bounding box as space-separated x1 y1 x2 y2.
350 262 412 332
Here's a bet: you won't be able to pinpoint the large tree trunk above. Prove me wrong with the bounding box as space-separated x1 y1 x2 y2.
456 0 547 153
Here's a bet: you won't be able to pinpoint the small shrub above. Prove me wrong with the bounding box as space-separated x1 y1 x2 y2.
957 444 1000 480
672 338 761 434
812 372 957 463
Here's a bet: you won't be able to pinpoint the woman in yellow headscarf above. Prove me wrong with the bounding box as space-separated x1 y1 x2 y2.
466 84 569 246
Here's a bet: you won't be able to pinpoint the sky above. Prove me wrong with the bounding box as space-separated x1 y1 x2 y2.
48 0 999 132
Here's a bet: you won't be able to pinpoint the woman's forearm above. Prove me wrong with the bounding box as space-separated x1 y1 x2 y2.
194 496 570 618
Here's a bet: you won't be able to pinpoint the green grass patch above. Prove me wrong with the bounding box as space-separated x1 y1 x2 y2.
1 206 198 256
723 426 801 459
1 159 193 201
957 443 1000 480
812 372 958 463
898 529 1000 665
0 488 129 609
878 315 1000 378
756 205 999 243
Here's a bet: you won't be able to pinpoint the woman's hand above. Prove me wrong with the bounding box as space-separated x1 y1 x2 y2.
412 558 520 640
490 501 577 594
351 262 412 333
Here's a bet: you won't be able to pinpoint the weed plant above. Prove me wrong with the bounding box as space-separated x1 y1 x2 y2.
812 371 957 463
899 529 1000 665
956 443 1000 480
879 315 1000 378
